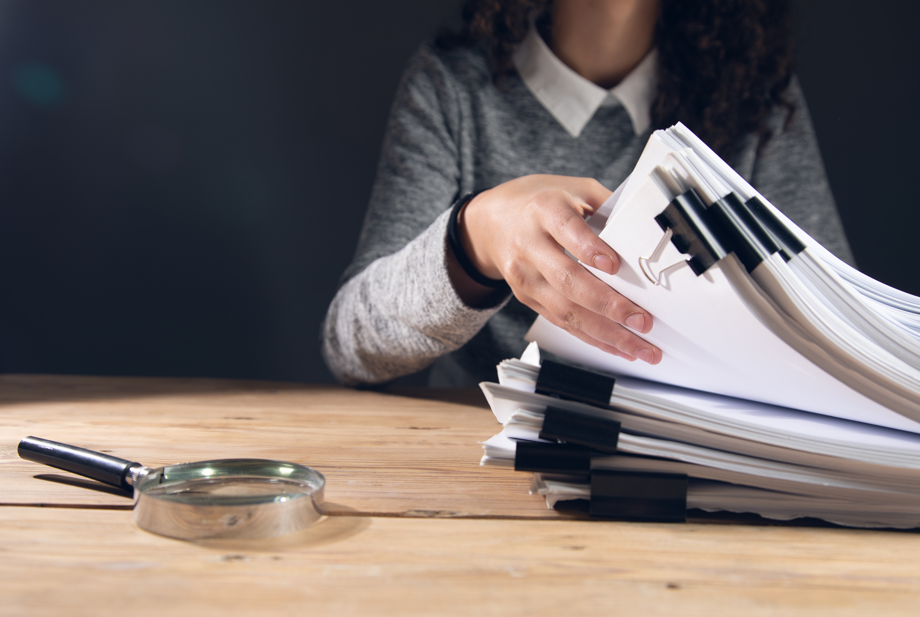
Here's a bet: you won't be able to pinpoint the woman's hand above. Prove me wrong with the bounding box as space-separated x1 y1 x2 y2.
450 174 661 364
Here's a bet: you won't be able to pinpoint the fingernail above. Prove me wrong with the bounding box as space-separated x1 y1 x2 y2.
593 253 615 274
636 348 655 364
625 313 646 332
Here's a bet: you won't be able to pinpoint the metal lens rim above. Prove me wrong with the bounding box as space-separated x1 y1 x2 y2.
134 458 326 506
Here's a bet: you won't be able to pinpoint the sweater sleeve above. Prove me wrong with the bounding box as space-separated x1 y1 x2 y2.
322 45 507 386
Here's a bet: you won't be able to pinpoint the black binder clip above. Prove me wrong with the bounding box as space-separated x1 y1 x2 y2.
535 359 616 408
539 406 620 454
706 192 777 274
744 195 806 261
640 189 727 285
514 442 591 475
589 469 688 522
641 188 793 282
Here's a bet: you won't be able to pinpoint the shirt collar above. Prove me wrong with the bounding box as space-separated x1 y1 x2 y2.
512 25 657 138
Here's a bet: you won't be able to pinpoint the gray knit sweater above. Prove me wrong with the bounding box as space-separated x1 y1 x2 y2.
322 42 854 387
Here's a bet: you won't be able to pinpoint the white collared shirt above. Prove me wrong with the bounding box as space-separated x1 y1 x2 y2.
512 26 657 138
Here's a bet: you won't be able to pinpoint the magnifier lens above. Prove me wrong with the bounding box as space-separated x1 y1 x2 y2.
133 459 325 540
138 460 323 506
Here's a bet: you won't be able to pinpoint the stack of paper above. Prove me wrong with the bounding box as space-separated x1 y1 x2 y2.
478 124 920 527
479 346 920 527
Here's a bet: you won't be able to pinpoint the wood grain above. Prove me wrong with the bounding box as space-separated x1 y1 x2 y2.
2 506 919 617
0 375 558 517
4 376 920 616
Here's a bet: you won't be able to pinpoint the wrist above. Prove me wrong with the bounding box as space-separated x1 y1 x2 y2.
447 192 507 288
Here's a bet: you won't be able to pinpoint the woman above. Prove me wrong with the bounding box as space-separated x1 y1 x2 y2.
322 0 853 386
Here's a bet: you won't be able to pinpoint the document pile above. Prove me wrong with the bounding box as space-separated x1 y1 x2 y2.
478 123 920 528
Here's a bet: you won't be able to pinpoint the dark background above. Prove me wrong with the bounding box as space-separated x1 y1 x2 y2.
1 1 917 384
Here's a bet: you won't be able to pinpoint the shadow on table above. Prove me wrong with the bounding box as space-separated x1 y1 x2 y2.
32 473 134 501
0 375 490 410
0 374 334 405
381 386 490 409
553 498 920 530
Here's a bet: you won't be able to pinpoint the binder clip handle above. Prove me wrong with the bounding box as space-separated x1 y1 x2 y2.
638 227 688 286
640 189 728 284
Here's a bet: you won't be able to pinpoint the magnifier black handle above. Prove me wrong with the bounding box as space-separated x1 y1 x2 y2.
18 436 141 491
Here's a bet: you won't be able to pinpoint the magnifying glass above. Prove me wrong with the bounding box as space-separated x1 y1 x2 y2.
18 436 325 541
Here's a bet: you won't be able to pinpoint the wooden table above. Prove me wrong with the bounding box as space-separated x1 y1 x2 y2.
2 375 920 616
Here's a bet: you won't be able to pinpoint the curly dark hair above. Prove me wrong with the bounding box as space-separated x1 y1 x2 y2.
438 0 795 158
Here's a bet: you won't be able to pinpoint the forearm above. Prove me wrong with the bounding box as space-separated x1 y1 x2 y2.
322 209 508 386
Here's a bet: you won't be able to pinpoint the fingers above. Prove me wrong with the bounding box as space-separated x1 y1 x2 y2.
540 287 659 363
556 176 614 213
541 200 622 276
509 247 660 363
526 219 653 332
522 293 661 364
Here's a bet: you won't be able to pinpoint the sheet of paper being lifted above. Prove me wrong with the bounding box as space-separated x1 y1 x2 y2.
526 127 920 434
